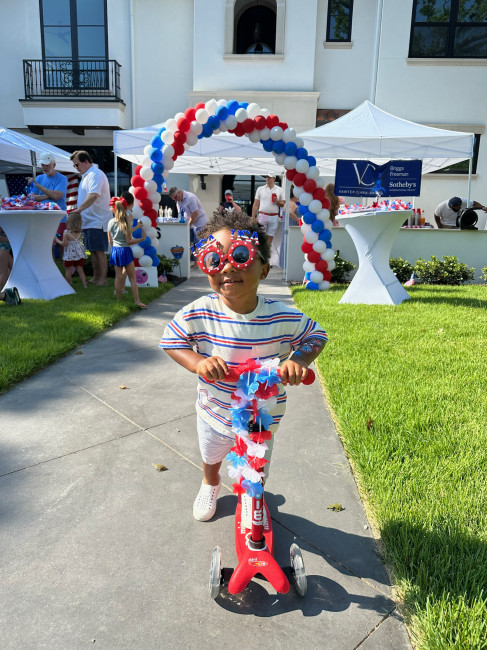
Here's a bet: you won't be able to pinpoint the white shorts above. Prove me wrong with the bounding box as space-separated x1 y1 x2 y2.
257 213 279 237
197 416 275 478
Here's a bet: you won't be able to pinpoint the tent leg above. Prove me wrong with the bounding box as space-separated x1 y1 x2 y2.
114 155 118 196
467 157 472 204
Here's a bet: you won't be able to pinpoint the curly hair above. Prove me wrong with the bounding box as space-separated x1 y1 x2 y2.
197 210 271 263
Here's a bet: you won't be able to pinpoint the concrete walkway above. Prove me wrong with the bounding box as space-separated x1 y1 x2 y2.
0 269 411 649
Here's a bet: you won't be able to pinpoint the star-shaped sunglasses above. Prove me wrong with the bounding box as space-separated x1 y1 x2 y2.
192 230 266 275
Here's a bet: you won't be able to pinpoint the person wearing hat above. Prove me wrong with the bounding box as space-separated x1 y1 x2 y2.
251 174 284 246
27 153 68 212
434 196 486 229
219 189 242 214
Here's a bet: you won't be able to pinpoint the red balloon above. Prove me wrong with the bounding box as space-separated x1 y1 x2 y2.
139 198 152 211
286 169 297 181
303 179 317 194
185 107 196 121
253 115 266 130
234 123 245 137
242 118 254 134
322 270 332 281
315 259 329 273
134 165 142 175
131 175 145 188
173 142 185 156
146 209 158 221
195 102 205 110
177 117 191 133
278 121 288 131
312 188 326 202
173 130 186 144
266 114 279 129
293 172 307 187
321 197 331 210
301 241 313 254
307 251 321 263
133 186 148 200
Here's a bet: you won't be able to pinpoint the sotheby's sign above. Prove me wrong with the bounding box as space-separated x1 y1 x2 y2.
334 160 422 197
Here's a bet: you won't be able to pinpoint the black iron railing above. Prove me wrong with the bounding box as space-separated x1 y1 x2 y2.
23 59 123 102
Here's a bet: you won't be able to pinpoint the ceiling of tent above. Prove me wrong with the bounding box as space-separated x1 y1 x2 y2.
0 127 74 174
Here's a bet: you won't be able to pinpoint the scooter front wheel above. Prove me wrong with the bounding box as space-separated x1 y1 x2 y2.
209 546 222 599
290 543 307 596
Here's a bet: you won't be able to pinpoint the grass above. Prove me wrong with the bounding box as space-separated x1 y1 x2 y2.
291 283 487 649
0 274 173 394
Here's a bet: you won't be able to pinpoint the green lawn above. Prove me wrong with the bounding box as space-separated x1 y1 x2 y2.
292 284 487 649
0 276 173 393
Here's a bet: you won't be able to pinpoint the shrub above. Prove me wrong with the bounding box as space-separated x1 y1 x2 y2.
481 266 487 283
390 257 414 283
157 254 179 275
331 252 356 284
414 255 474 285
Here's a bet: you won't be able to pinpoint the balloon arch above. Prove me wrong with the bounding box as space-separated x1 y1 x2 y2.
128 99 335 290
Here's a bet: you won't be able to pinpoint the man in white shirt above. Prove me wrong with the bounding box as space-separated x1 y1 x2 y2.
251 175 284 246
69 151 112 286
434 196 486 229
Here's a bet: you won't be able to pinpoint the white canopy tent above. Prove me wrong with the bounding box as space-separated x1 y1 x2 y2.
0 127 74 175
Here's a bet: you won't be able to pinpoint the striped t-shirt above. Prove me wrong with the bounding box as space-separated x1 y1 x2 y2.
159 293 327 437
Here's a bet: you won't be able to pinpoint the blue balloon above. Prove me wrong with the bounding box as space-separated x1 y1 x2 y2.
227 100 240 115
320 229 332 242
151 256 159 266
306 282 320 291
284 141 297 156
240 101 249 109
298 204 309 215
156 183 163 193
157 126 166 136
202 123 213 138
151 135 163 149
132 218 138 228
208 115 220 130
326 240 333 248
272 140 285 154
140 236 152 249
311 220 324 233
146 246 157 257
216 106 228 121
304 272 312 281
302 211 316 224
296 147 308 160
261 139 274 152
151 162 164 174
307 155 317 167
152 173 163 185
132 227 142 238
149 147 162 162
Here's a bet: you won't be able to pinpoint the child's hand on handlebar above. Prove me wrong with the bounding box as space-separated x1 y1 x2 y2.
279 359 309 386
195 356 229 382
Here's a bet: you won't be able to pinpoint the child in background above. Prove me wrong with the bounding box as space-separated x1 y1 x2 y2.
54 211 88 288
107 196 148 309
117 191 135 294
159 211 327 521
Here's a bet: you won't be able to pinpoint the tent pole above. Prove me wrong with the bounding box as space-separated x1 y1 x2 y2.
114 154 118 196
467 157 472 203
30 149 36 178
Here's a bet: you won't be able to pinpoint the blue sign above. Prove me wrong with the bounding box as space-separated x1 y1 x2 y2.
334 160 422 197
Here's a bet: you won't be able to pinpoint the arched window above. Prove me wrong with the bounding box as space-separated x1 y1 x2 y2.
235 1 277 54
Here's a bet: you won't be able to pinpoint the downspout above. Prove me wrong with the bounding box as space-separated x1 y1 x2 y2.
129 0 137 129
370 0 384 104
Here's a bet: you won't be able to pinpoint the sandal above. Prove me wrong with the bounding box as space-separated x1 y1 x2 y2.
193 481 222 521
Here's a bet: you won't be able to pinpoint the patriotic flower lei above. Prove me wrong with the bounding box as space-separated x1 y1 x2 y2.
225 357 282 499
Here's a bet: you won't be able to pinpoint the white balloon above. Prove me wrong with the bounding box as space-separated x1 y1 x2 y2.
247 103 261 118
270 126 283 141
132 204 143 218
309 199 323 214
295 136 304 149
259 127 271 141
284 155 297 170
304 230 319 244
319 280 331 290
282 128 297 143
317 208 330 221
321 248 335 261
235 107 247 123
312 240 327 253
213 128 221 135
162 144 175 158
217 98 227 106
161 130 174 145
165 118 177 132
310 270 324 284
144 180 157 193
140 166 153 181
303 260 315 273
224 115 238 130
274 152 286 165
163 158 174 171
248 129 261 143
295 159 310 174
190 120 203 135
140 216 152 228
323 219 333 230
174 112 185 121
315 177 327 188
306 166 320 180
148 226 158 238
218 122 228 133
150 237 158 248
195 108 209 124
260 107 270 117
299 192 313 206
139 255 152 267
205 99 218 115
150 192 161 204
300 223 311 235
144 144 152 155
128 186 135 195
131 244 144 258
183 142 190 150
162 169 170 178
185 132 198 146
141 156 151 168
293 185 304 198
326 260 335 271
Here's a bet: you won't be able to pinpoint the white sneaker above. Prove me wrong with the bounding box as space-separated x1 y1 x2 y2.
193 481 222 521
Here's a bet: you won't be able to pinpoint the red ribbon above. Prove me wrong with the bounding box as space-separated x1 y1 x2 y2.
110 196 128 209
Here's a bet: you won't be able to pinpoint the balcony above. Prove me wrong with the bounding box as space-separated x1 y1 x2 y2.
20 59 126 134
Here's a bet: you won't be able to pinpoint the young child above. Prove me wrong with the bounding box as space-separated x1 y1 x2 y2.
159 212 327 521
54 211 88 288
107 196 148 309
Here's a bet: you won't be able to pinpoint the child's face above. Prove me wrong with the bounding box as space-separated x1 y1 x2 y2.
205 229 269 313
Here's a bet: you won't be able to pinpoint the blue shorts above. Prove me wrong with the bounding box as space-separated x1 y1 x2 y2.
110 246 134 268
83 228 108 252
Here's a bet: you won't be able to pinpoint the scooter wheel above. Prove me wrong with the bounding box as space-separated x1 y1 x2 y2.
209 546 222 599
290 543 307 596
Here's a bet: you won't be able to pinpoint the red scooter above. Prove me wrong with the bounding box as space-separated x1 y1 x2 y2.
209 368 315 599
